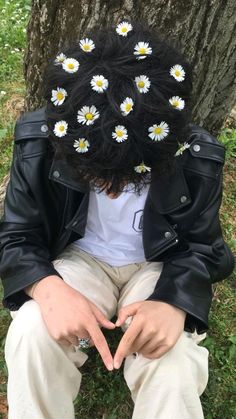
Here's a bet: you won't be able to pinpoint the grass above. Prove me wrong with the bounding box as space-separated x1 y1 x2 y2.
0 1 235 418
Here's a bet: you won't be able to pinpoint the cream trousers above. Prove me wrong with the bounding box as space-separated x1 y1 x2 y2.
5 244 209 419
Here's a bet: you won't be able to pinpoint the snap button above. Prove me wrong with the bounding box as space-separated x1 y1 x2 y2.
180 195 187 203
193 144 201 152
164 231 172 239
53 170 60 178
41 124 48 133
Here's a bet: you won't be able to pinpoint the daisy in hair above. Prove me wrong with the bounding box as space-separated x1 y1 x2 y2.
112 125 128 143
77 105 100 126
54 53 67 65
135 75 151 93
148 122 169 141
73 139 90 153
62 58 80 73
91 75 109 93
120 97 134 116
116 21 133 37
134 162 151 173
79 38 95 52
51 87 68 106
175 142 190 156
53 121 68 137
169 96 185 110
170 64 185 82
134 42 152 60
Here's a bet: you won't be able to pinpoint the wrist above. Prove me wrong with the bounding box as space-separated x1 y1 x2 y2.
25 275 63 300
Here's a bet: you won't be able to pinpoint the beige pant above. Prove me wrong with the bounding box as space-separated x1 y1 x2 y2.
5 244 209 419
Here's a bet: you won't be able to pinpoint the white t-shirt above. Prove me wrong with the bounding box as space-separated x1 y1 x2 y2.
73 185 149 266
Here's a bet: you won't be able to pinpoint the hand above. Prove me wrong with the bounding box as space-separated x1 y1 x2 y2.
33 275 115 371
113 300 186 369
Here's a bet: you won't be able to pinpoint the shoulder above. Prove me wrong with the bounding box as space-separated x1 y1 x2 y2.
14 106 48 142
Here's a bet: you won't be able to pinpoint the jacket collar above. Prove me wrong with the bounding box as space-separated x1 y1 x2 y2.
49 153 191 212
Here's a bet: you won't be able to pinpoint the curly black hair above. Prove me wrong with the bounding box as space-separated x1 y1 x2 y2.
43 21 193 194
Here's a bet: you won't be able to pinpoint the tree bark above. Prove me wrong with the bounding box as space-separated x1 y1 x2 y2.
24 0 236 136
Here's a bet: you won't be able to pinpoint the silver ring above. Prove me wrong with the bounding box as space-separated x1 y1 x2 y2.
77 337 91 349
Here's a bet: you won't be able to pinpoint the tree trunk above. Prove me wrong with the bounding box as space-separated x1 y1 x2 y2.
24 0 236 136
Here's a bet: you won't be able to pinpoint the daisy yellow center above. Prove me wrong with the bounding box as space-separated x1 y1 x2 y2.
96 80 103 87
125 103 132 112
116 130 123 137
139 48 146 54
121 27 128 33
83 44 90 51
59 126 65 132
138 81 145 88
85 112 94 120
172 100 179 107
56 92 65 100
175 70 181 76
154 127 162 135
79 141 86 148
68 63 75 69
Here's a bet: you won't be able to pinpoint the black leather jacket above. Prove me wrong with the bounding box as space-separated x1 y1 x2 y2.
0 107 234 333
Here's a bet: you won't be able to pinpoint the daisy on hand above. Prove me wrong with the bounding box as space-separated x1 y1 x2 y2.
112 125 128 143
77 105 100 125
53 120 68 137
134 42 152 60
148 122 169 141
170 64 185 82
91 75 109 93
51 87 68 106
73 138 90 153
116 22 133 37
135 75 151 93
79 38 95 52
120 97 134 116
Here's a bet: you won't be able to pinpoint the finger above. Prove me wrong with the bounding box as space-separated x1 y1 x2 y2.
88 322 114 371
114 317 142 369
137 338 160 356
116 302 142 327
90 303 115 329
144 345 170 360
57 338 72 347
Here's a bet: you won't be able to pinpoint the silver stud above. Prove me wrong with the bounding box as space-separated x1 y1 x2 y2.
180 195 187 203
53 170 60 178
41 124 48 133
164 231 172 239
193 144 201 152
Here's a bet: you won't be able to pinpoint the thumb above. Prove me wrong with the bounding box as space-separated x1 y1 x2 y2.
116 302 142 327
90 302 115 330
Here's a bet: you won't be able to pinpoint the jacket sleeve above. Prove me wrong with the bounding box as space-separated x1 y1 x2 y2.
146 135 235 334
0 143 62 311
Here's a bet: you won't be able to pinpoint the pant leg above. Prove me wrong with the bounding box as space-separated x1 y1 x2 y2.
5 245 119 419
119 261 209 419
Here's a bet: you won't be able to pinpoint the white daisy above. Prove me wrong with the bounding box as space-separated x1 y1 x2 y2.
62 58 80 73
73 138 90 153
169 96 185 110
170 64 185 82
51 87 68 106
54 53 67 65
112 125 128 143
148 122 169 141
134 42 152 60
77 105 100 126
120 97 134 116
175 142 190 156
91 75 109 93
116 21 133 37
79 38 95 52
135 75 151 93
53 120 68 137
134 162 151 173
